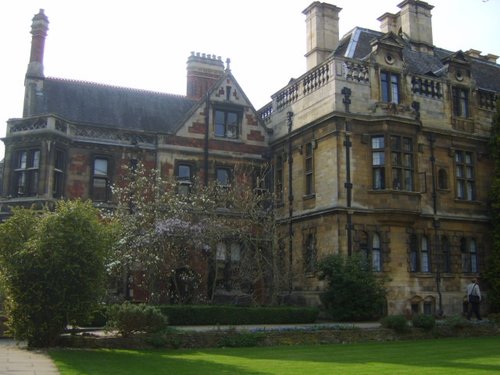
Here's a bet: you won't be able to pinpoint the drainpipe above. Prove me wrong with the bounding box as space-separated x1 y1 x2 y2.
287 111 294 294
203 93 210 186
428 133 443 316
344 122 353 256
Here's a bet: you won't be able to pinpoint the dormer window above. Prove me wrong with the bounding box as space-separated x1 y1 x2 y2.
381 71 400 104
214 109 239 139
452 87 469 118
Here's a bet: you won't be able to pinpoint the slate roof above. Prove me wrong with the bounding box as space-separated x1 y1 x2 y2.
333 28 500 92
37 78 199 133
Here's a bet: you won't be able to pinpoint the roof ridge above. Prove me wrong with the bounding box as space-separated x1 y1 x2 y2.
44 76 192 99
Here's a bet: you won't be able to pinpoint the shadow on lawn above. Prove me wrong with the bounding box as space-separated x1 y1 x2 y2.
50 348 267 375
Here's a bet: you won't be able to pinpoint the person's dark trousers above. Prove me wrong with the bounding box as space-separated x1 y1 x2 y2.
467 301 482 320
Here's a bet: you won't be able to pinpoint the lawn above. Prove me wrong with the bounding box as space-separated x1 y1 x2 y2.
49 336 500 375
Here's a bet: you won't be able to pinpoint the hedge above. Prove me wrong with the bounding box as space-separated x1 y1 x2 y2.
158 305 319 326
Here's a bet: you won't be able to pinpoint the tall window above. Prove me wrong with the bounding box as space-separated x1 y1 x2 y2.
304 142 314 196
421 236 430 273
372 233 382 272
455 150 475 200
381 71 400 104
13 149 40 197
462 237 478 273
358 231 382 272
176 163 193 195
441 236 451 273
214 109 239 139
452 87 469 118
275 154 284 202
92 157 110 202
52 149 65 198
410 234 430 273
372 136 385 190
391 136 414 191
216 167 232 187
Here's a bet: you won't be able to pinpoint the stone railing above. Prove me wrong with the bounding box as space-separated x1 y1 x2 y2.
478 90 496 111
275 82 300 111
8 118 47 134
451 117 475 133
411 76 443 99
258 102 273 123
303 63 331 95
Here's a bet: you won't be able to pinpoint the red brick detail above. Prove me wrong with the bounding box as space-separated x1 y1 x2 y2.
247 130 265 142
161 161 173 177
69 153 88 175
188 121 206 134
68 180 85 199
246 112 258 126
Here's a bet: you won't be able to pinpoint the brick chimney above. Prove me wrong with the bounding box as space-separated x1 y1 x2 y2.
186 52 225 100
397 0 433 47
26 9 49 78
303 2 342 71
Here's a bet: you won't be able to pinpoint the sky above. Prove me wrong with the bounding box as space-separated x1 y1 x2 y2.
1 0 499 159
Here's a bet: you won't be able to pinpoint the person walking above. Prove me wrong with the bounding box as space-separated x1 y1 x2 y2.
466 278 482 320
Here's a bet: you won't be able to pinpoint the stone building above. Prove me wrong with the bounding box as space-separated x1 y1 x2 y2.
258 0 499 316
1 1 499 316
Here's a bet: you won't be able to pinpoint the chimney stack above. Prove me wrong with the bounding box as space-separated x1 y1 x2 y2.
303 2 342 71
27 9 49 78
397 0 434 47
186 52 225 100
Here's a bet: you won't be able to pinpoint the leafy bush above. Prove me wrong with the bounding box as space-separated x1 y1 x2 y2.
487 313 500 323
0 201 112 347
412 314 435 330
381 315 409 333
318 254 386 321
218 331 263 347
106 303 167 337
158 305 319 325
442 315 471 329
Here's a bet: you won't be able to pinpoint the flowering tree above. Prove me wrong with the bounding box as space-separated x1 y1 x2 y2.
109 162 285 305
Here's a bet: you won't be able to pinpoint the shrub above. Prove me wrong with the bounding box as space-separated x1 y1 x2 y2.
318 254 386 321
443 315 471 329
158 305 319 326
412 314 435 330
0 201 112 347
106 303 167 337
381 315 409 333
218 331 263 348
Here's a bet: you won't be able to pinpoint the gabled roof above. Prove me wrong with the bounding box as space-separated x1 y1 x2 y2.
333 28 500 93
36 78 198 133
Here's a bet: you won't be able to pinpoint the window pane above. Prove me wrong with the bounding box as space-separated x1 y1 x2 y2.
373 152 384 166
178 164 191 179
230 243 241 262
217 168 230 185
93 178 107 201
19 151 27 169
216 242 226 261
373 168 385 189
372 136 384 149
32 150 40 168
94 159 108 176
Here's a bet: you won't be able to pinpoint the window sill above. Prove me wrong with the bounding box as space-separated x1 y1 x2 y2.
453 198 481 205
410 272 434 278
303 193 316 201
368 189 421 196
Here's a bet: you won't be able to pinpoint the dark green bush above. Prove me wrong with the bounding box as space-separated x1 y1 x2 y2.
318 254 386 321
443 315 471 329
380 315 409 333
218 331 263 348
411 314 435 330
158 305 319 326
106 303 167 337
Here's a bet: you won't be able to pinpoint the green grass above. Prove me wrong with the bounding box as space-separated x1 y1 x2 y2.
49 336 500 375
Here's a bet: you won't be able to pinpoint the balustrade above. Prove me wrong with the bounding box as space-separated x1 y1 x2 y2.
411 76 443 99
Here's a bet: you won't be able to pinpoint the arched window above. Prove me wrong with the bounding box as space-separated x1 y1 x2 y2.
372 233 382 272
